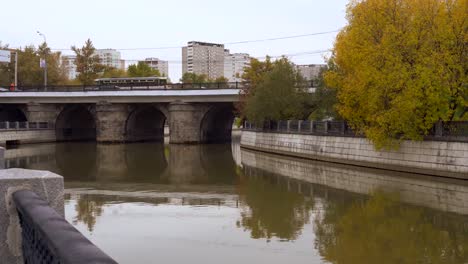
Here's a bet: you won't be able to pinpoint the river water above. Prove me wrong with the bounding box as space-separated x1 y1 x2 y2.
4 135 468 263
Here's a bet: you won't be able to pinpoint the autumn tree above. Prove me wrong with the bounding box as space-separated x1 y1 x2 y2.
244 58 311 123
127 61 160 77
72 39 104 85
325 0 468 148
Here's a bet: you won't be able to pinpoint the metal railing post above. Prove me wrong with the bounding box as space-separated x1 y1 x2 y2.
324 121 329 134
14 121 19 130
287 120 291 132
298 120 302 133
341 121 346 135
6 121 10 130
26 122 29 129
277 121 281 132
310 121 314 134
435 121 443 137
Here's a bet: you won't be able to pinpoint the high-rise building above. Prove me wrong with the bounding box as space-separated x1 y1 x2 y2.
182 41 225 80
61 55 77 80
95 49 124 70
224 50 250 82
139 58 169 77
296 64 327 81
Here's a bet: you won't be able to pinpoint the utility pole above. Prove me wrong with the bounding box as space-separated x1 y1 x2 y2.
14 51 17 87
37 31 47 90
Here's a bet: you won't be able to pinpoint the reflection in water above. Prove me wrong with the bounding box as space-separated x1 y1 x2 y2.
314 192 468 264
237 172 314 241
71 195 105 232
4 140 468 263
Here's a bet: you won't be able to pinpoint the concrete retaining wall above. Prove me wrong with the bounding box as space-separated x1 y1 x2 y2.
0 129 56 145
241 131 468 179
241 148 468 215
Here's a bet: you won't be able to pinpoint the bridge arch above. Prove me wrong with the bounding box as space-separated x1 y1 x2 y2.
125 105 167 142
200 104 235 143
55 105 96 141
0 105 28 122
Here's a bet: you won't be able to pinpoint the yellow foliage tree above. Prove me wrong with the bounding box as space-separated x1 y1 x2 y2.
325 0 467 149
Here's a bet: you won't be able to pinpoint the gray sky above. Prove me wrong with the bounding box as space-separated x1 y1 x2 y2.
1 0 349 81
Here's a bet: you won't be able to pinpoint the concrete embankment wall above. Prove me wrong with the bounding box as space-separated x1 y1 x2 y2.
0 129 56 145
241 149 468 215
240 131 468 180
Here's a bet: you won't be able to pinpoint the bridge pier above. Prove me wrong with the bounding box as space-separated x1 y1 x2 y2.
25 103 59 124
95 103 128 143
168 102 208 144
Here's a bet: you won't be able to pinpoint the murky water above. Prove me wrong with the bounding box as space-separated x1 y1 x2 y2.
4 135 468 263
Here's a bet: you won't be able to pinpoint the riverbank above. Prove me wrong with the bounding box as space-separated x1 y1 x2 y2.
240 130 468 180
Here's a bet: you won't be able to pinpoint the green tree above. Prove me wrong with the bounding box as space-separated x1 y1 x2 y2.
308 65 340 120
71 39 104 85
325 0 468 149
244 58 311 123
236 57 275 115
127 61 160 77
180 72 208 83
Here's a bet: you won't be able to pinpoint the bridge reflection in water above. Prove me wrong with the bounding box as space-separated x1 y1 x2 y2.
4 140 468 264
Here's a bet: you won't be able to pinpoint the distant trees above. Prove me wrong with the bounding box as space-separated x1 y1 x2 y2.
101 67 127 78
180 72 209 83
127 61 160 77
325 0 467 148
0 42 67 86
71 39 104 85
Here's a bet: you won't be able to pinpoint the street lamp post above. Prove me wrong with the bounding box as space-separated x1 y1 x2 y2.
37 31 47 89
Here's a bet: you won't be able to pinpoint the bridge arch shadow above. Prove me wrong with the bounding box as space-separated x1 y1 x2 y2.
200 104 235 143
0 105 27 122
56 105 96 141
125 106 167 142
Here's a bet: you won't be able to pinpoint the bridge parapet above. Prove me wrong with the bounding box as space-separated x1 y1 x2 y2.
0 169 116 263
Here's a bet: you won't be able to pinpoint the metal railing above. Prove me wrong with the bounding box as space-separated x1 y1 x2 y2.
0 80 316 92
13 190 117 264
243 120 468 142
0 121 51 130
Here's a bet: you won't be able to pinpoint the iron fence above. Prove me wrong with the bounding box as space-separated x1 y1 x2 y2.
13 190 117 264
244 120 468 142
0 121 52 130
0 80 317 93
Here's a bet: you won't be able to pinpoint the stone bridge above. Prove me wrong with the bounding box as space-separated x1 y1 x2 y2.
0 89 240 144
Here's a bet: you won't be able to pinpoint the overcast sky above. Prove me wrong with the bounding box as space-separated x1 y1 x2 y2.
1 0 349 81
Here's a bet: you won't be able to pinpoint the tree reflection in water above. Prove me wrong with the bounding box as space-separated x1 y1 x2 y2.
73 195 106 232
237 170 314 242
314 191 468 264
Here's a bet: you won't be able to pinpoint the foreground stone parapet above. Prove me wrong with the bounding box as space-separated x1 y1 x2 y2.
0 169 64 264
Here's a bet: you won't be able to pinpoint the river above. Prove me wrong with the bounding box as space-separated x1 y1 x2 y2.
4 135 468 263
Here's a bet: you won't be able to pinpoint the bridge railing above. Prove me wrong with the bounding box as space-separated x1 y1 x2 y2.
0 121 52 130
0 80 317 92
244 120 468 142
13 190 117 264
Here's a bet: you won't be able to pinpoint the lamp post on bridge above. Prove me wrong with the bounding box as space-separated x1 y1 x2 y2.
37 31 47 90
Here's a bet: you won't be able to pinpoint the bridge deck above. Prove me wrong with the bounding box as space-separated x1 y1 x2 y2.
0 89 240 103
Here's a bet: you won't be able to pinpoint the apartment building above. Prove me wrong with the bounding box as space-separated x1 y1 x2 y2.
140 58 169 77
182 41 225 80
296 64 327 81
95 49 125 70
61 55 77 80
224 50 250 82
